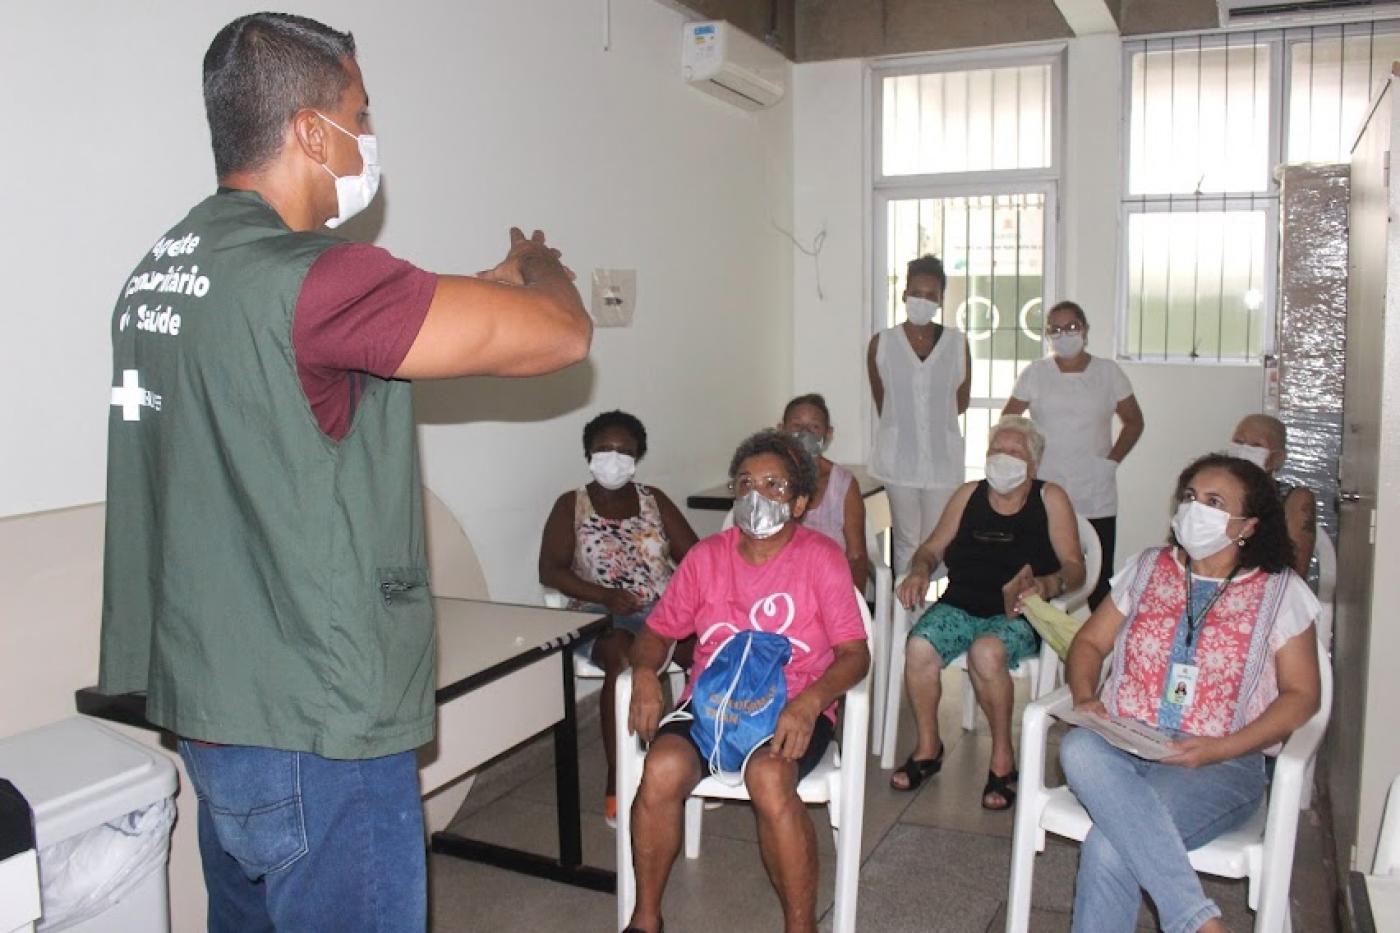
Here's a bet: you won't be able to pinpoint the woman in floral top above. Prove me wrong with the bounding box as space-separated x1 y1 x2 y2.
1059 453 1321 933
539 410 698 825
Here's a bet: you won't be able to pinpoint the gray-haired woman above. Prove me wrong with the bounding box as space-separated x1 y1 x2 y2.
889 416 1085 810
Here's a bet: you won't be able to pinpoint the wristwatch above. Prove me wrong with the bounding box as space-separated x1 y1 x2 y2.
1055 572 1067 597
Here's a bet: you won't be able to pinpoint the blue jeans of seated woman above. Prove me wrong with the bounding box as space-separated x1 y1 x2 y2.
1059 727 1265 933
178 741 426 933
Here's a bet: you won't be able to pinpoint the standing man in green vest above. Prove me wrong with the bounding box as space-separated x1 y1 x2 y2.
97 12 591 932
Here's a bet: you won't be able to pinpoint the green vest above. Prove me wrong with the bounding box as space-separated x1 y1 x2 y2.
99 189 436 759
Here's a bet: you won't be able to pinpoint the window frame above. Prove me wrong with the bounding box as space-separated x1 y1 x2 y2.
1117 31 1286 365
869 44 1066 466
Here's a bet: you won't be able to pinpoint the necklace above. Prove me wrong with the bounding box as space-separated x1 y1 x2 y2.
1182 560 1241 647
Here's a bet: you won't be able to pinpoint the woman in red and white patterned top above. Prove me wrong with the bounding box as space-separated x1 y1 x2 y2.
1059 454 1321 933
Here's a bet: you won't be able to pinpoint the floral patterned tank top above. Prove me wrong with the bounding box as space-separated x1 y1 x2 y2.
569 484 674 607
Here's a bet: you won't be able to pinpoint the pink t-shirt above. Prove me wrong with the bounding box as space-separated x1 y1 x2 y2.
645 525 867 720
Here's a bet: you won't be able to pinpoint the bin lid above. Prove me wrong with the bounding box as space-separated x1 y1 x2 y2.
0 718 177 848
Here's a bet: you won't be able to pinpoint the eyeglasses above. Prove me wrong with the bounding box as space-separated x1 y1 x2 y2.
729 474 791 499
1046 323 1084 336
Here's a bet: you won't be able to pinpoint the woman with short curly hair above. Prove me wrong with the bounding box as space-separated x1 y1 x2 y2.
1059 453 1322 933
623 429 870 933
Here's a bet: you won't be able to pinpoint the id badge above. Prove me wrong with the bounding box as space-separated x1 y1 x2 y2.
1166 663 1199 708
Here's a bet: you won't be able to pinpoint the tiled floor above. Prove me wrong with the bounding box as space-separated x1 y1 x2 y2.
429 669 1337 931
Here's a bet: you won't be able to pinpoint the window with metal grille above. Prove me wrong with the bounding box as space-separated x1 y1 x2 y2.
1121 24 1400 364
875 51 1060 480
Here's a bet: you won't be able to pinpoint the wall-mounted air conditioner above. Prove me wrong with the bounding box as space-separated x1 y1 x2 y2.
682 21 785 111
1218 0 1400 27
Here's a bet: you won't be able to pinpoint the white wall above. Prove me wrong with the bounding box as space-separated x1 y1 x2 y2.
0 0 793 599
789 37 1265 569
1 1 792 928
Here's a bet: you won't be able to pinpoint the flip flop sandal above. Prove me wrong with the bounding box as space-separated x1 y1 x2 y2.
622 923 663 933
889 742 944 792
981 769 1019 811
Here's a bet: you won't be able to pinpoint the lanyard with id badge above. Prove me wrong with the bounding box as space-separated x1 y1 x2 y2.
1166 562 1240 717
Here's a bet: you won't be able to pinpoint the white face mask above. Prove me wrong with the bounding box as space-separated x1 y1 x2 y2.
985 453 1029 495
1171 500 1244 562
733 489 791 539
905 296 940 327
317 112 381 229
1225 442 1272 471
1049 331 1085 358
589 451 636 490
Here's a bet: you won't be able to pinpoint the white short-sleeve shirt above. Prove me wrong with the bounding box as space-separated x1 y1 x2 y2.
1109 549 1319 651
1011 356 1134 519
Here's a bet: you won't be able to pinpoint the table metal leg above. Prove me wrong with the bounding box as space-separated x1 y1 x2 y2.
429 651 616 893
555 648 584 869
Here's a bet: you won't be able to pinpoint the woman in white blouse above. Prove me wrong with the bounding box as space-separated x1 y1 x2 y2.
867 255 972 573
1003 301 1145 607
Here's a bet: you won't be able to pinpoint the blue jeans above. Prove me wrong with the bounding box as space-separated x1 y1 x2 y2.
1059 728 1265 933
178 741 426 933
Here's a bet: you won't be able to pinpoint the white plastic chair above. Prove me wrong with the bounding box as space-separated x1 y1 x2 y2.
864 490 895 757
1298 532 1335 809
615 587 872 933
1374 774 1400 877
1004 636 1334 933
541 589 685 700
879 511 1101 768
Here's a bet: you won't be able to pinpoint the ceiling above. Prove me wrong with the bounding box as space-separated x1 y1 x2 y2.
676 0 1223 62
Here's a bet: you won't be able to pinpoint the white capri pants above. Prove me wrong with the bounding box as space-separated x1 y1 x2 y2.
884 483 959 575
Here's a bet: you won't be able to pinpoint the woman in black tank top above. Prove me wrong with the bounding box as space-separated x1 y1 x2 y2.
888 417 1087 810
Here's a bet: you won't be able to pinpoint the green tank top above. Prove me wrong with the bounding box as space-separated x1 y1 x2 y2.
99 189 435 759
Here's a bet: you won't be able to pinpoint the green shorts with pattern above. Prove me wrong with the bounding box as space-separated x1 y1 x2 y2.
908 601 1040 669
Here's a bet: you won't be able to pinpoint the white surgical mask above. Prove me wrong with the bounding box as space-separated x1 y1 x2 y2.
905 296 940 327
1049 331 1085 358
1225 442 1272 471
789 430 824 461
589 451 636 490
317 112 380 229
1171 500 1243 562
985 453 1028 495
733 489 791 539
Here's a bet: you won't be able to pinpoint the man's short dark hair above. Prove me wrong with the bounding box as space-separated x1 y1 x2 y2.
203 13 357 178
906 255 947 290
582 410 648 459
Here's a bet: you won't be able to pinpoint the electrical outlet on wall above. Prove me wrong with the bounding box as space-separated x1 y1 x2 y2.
591 268 637 327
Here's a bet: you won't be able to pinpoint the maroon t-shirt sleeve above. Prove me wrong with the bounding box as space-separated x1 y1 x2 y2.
292 242 437 441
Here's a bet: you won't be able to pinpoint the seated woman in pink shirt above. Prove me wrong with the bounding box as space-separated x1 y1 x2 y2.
779 393 869 591
623 430 871 933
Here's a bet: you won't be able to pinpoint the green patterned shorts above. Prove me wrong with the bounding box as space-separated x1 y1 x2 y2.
908 601 1040 668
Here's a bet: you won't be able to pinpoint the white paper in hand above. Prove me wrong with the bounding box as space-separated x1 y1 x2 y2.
1055 708 1177 761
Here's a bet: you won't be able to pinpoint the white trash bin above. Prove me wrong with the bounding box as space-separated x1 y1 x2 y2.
0 718 177 933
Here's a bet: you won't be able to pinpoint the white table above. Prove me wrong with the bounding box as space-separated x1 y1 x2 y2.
76 597 613 893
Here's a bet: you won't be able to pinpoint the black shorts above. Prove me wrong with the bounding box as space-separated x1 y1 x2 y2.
654 713 836 782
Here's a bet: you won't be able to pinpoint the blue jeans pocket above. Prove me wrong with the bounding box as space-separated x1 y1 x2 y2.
179 741 309 880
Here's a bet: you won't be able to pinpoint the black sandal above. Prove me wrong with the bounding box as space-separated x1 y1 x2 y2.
981 769 1019 811
890 742 944 791
623 923 663 933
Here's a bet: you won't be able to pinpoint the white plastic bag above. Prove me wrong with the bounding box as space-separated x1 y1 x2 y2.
36 796 175 931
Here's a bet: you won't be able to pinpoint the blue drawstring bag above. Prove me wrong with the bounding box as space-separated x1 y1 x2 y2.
663 629 792 785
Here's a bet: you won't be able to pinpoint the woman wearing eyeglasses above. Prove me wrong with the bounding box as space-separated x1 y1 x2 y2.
889 416 1085 810
1058 454 1320 933
1003 300 1145 609
623 430 871 933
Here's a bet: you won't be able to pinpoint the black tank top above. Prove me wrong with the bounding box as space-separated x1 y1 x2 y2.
942 480 1061 618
